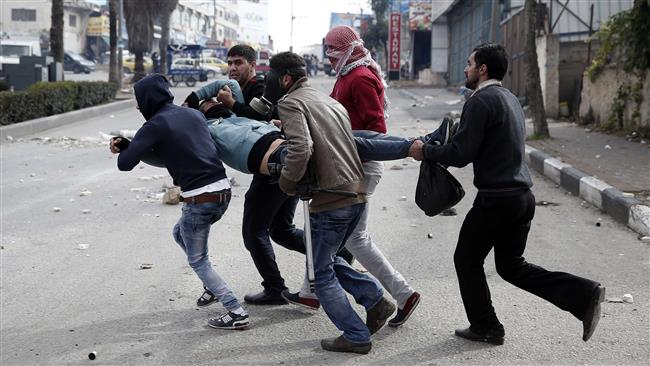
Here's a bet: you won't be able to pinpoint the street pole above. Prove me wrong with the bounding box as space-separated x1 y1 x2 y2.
118 0 124 89
289 0 294 52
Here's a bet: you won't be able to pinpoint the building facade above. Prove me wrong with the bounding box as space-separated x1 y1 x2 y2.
0 0 99 54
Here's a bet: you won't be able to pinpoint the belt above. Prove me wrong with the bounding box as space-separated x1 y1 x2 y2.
180 190 231 204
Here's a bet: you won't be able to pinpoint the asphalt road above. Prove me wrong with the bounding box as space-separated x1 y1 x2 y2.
1 76 648 365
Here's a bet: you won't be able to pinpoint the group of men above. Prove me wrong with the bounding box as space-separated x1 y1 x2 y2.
110 25 605 355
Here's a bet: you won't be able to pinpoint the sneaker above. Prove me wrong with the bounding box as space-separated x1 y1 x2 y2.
196 287 219 307
366 297 396 334
281 290 320 310
321 335 371 354
207 312 250 330
388 291 421 327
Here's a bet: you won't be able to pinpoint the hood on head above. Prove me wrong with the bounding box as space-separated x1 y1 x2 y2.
133 74 174 120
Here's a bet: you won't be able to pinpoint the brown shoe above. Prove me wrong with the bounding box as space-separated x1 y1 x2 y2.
366 297 396 334
321 335 371 354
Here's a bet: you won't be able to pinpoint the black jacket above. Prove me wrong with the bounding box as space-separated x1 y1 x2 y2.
423 84 532 196
231 75 266 120
118 74 227 192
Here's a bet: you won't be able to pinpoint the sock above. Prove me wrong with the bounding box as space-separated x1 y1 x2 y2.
231 307 247 316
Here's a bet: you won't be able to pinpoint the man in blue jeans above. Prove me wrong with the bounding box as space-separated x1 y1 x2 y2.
109 74 249 330
269 52 395 354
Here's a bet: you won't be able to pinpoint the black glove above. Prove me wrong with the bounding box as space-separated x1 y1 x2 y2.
112 136 130 150
184 92 200 109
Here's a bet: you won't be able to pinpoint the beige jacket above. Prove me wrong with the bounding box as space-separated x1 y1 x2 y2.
277 77 366 212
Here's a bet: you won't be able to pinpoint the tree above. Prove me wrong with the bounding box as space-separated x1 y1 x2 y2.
50 0 64 65
363 0 390 70
156 0 178 76
123 0 154 82
524 0 549 138
108 0 120 84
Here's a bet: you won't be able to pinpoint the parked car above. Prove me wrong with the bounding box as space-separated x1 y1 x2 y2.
64 51 96 74
171 58 220 78
201 57 228 75
255 49 272 76
122 55 153 74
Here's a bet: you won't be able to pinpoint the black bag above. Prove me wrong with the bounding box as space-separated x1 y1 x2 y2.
415 160 465 216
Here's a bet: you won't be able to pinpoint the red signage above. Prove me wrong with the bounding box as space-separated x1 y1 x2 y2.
389 13 401 71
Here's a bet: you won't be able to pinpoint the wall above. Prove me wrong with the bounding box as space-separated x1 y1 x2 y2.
580 68 650 131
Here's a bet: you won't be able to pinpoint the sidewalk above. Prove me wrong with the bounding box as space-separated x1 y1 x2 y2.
396 87 650 236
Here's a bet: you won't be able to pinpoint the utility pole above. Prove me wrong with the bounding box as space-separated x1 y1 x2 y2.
289 0 294 52
118 0 124 89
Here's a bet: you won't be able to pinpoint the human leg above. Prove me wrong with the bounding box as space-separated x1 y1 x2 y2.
242 174 293 301
173 200 243 313
269 194 305 254
492 191 603 329
453 197 502 333
311 203 382 344
344 163 415 309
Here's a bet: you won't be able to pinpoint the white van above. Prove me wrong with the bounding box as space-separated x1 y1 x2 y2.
0 39 41 65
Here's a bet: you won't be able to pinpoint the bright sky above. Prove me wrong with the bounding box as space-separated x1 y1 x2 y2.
267 0 373 53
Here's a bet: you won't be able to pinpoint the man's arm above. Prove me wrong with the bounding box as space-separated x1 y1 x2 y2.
277 101 313 195
231 82 267 120
422 98 488 167
116 122 161 171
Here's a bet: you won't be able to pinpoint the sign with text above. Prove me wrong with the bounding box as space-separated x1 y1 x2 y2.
86 16 109 37
389 13 401 71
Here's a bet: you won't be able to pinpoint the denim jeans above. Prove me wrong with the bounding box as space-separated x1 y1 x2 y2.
172 198 242 312
311 203 383 343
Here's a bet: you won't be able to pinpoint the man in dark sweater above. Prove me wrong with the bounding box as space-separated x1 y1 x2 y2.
185 45 305 306
416 44 605 345
109 74 249 330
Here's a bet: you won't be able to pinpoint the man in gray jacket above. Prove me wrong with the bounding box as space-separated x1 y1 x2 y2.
269 52 395 354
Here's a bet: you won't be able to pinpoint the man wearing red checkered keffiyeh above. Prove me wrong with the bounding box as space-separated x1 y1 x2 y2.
323 26 422 329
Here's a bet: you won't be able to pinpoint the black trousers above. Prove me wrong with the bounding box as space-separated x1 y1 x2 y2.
454 190 599 331
242 174 305 294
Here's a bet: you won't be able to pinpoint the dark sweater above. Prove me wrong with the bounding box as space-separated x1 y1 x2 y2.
231 75 266 120
423 84 532 196
118 74 227 192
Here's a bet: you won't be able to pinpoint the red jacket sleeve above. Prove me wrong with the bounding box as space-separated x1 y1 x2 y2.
350 74 386 132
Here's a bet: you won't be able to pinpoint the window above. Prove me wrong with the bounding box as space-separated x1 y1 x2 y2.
69 14 77 27
11 8 36 21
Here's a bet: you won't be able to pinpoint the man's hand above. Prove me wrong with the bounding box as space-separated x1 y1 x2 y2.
217 85 235 109
110 137 122 154
110 136 130 154
270 119 283 128
408 139 424 161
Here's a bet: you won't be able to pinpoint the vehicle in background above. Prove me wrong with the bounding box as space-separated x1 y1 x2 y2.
201 57 228 75
171 58 220 78
255 49 272 77
64 51 96 73
0 39 41 65
122 55 153 74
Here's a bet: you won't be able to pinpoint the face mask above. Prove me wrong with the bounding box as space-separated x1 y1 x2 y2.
250 69 286 120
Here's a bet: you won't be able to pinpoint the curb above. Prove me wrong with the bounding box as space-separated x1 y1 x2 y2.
0 98 136 141
525 145 650 236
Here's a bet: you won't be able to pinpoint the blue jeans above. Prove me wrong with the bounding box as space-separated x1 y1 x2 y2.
352 129 444 161
172 199 242 312
311 203 383 343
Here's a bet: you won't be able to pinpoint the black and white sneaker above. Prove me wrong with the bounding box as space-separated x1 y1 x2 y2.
207 312 250 330
197 287 218 307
